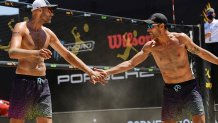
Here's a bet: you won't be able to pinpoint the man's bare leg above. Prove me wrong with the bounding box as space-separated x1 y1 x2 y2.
162 120 176 123
192 114 205 123
9 118 25 123
36 117 52 123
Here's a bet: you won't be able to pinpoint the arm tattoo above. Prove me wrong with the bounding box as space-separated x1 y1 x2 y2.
188 46 200 54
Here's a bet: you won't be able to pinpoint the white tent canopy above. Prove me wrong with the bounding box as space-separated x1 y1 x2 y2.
0 0 19 15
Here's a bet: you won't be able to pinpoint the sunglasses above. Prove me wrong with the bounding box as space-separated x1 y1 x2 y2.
41 7 54 13
48 7 54 13
147 23 159 29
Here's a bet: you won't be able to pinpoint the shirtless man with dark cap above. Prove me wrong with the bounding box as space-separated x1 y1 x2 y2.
96 13 218 123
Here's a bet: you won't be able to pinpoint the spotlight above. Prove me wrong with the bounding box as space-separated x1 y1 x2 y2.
131 19 137 23
84 13 91 17
101 16 107 20
66 11 73 16
116 17 123 22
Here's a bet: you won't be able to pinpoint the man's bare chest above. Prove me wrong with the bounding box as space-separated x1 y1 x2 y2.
152 44 186 63
23 30 47 49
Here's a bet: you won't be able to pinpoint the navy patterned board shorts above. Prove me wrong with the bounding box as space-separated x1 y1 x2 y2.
8 74 52 120
162 79 205 121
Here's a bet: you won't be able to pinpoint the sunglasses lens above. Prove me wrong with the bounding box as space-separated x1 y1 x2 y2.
147 24 153 29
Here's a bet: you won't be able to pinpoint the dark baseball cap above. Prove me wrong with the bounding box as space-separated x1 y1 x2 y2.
206 8 215 15
144 13 168 24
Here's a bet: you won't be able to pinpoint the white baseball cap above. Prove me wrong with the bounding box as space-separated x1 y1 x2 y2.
31 0 57 12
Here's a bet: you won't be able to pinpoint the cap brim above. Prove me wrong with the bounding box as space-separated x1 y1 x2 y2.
30 5 58 12
144 20 155 24
45 5 58 9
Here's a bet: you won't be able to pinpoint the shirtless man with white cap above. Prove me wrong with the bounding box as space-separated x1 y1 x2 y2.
8 0 103 123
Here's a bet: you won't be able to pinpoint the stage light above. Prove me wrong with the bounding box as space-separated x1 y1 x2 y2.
131 19 137 23
84 13 91 17
101 16 107 20
148 68 154 72
66 10 73 16
134 68 140 71
116 17 123 22
50 64 57 68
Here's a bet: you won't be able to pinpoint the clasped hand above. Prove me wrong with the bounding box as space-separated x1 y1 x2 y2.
38 48 52 59
90 68 108 85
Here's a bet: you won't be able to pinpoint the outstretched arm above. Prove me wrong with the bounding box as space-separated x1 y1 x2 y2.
105 48 150 76
48 30 103 82
180 33 218 65
93 41 153 83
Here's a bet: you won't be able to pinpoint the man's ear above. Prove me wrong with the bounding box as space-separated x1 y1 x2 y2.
159 23 165 29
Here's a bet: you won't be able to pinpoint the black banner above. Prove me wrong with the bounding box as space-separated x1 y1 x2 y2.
0 2 205 113
0 7 164 112
0 67 164 112
0 9 155 69
0 15 19 61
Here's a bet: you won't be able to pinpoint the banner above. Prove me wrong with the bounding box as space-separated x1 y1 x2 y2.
0 3 203 113
0 15 18 61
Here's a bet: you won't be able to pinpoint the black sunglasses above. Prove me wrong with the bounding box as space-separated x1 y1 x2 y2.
48 7 54 13
147 23 159 29
41 7 55 13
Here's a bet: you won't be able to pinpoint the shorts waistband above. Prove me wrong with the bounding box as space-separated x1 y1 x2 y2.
164 79 196 88
16 74 46 80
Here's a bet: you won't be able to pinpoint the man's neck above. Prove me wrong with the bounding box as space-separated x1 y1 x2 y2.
156 30 170 45
27 19 43 32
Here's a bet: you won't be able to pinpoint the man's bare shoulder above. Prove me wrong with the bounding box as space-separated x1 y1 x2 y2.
170 32 187 38
12 22 28 36
15 21 26 26
42 26 55 36
142 40 156 51
42 26 52 33
42 26 59 43
13 21 26 31
170 32 189 43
